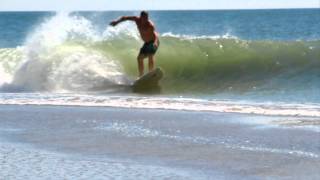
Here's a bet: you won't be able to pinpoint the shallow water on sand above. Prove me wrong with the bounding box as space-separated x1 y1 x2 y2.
0 105 319 179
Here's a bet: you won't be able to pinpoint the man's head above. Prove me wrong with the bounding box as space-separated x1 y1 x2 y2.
140 11 149 22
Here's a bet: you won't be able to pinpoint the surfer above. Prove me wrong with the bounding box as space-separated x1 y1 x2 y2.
110 11 159 77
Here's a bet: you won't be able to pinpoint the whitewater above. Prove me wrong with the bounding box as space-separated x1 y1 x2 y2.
1 10 320 179
0 11 319 120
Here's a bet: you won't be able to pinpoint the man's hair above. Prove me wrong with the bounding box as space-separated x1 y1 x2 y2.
140 11 149 18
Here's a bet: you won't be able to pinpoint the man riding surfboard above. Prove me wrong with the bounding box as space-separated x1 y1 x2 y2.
110 11 159 77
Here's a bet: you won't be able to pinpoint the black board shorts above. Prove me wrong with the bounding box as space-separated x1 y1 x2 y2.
139 40 159 55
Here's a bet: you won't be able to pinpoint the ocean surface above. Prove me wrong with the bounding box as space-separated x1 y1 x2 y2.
1 9 320 179
0 9 320 117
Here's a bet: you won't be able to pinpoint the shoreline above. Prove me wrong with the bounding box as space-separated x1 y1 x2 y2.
1 103 320 132
1 93 320 118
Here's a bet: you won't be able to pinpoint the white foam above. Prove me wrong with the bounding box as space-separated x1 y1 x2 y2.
25 12 99 50
0 48 25 86
103 23 140 40
161 32 239 40
0 65 12 85
1 12 129 92
1 93 320 118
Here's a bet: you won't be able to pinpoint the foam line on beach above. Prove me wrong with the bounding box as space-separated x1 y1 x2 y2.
1 93 320 118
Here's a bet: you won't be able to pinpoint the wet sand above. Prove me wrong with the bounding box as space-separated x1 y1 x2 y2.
0 105 319 179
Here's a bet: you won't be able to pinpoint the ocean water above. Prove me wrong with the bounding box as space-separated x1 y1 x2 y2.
0 9 320 117
1 10 320 179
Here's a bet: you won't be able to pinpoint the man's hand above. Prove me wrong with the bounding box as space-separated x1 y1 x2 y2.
110 20 118 26
110 16 138 27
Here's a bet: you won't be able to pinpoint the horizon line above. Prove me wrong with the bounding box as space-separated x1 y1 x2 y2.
0 7 318 12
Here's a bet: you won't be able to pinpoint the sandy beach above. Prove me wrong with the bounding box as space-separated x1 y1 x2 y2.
0 105 319 179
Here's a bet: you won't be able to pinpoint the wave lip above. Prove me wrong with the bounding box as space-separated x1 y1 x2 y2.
1 12 320 96
0 12 131 92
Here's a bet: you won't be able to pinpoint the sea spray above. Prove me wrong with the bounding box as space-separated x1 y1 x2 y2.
0 12 319 96
0 12 128 92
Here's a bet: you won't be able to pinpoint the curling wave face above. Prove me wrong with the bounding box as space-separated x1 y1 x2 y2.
0 12 319 100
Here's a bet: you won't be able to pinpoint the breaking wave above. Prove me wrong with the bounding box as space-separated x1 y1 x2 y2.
0 12 319 99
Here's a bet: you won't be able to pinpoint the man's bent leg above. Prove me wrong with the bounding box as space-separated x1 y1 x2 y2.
148 55 155 72
137 54 146 77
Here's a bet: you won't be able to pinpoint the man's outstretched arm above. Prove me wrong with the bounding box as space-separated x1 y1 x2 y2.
110 16 138 26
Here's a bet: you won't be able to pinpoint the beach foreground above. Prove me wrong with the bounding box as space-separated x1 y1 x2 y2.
0 105 319 179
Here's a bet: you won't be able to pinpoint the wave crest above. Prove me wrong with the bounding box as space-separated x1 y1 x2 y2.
0 12 319 96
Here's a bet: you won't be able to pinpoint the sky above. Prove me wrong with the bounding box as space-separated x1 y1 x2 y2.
0 0 319 11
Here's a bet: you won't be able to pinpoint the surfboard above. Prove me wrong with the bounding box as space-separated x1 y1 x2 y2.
132 67 164 93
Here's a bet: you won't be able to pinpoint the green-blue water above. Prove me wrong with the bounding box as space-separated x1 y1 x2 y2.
1 10 320 180
0 9 320 103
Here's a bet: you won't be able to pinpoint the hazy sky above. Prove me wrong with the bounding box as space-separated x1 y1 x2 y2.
0 0 319 11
